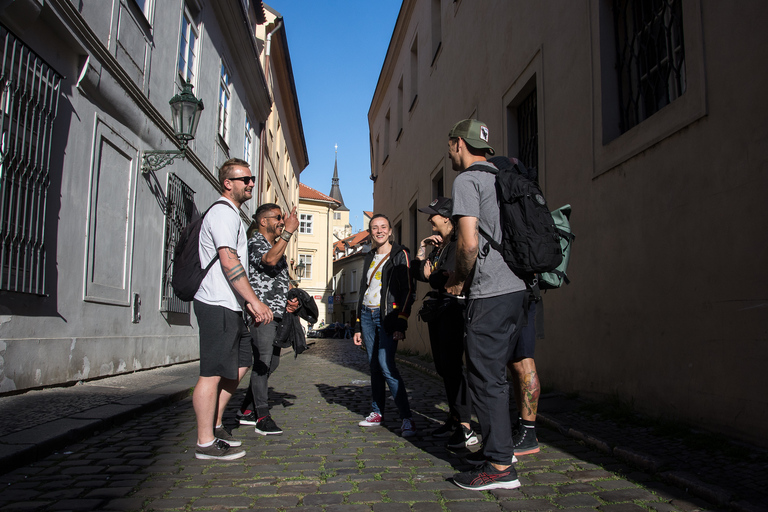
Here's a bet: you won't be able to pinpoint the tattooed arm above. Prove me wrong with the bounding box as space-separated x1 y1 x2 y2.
218 246 273 324
444 216 478 296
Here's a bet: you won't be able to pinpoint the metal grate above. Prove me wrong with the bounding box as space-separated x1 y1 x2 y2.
0 25 62 295
613 0 686 133
518 87 538 171
161 173 195 313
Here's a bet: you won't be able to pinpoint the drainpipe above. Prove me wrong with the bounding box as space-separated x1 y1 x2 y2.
257 17 284 207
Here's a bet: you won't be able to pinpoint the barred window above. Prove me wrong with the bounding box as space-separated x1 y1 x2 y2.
517 88 538 170
613 0 686 133
161 173 195 313
0 25 62 295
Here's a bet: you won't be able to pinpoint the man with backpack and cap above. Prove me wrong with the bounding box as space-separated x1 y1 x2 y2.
444 119 527 490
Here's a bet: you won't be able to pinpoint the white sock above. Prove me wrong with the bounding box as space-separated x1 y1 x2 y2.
198 439 215 448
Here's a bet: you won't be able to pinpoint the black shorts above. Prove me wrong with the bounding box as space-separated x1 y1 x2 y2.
512 300 538 361
194 300 250 379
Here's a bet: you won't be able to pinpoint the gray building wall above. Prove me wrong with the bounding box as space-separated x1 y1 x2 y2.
369 0 768 446
0 0 271 392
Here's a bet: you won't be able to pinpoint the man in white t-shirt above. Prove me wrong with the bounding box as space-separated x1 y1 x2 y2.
192 158 273 461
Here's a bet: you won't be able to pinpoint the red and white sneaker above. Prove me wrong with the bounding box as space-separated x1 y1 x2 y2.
358 412 382 427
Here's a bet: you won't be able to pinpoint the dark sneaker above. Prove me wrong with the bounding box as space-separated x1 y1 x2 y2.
400 418 416 437
466 449 517 466
214 426 242 447
447 425 479 449
452 461 521 490
255 415 283 435
237 410 257 426
358 412 383 427
513 427 540 455
195 439 246 460
431 419 458 437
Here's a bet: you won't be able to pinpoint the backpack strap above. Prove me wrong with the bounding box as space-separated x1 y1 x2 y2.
201 199 240 271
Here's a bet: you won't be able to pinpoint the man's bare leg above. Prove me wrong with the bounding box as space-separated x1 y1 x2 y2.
215 367 249 428
193 375 222 445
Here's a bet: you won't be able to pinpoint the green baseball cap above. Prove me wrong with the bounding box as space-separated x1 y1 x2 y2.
448 119 495 155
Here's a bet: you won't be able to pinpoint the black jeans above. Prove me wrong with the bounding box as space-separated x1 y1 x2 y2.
464 291 525 465
427 300 470 423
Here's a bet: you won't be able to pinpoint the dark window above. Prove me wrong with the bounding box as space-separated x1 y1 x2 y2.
517 88 538 170
0 25 62 295
161 173 194 313
613 0 686 133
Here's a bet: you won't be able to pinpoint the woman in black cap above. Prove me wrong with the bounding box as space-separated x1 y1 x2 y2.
414 197 478 449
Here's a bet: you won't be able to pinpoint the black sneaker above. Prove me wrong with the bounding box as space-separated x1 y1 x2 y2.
255 415 283 435
452 461 521 490
466 449 517 466
431 418 458 437
214 426 242 447
513 426 540 455
447 425 479 449
237 410 257 426
195 439 246 460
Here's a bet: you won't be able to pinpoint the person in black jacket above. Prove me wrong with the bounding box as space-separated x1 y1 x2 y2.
413 197 478 450
353 214 416 437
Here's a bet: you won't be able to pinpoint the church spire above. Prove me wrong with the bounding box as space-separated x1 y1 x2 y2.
329 144 349 211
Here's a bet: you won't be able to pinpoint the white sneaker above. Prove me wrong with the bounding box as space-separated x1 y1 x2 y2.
359 412 382 427
401 418 416 437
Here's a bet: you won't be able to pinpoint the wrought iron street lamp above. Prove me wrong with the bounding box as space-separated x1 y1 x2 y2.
141 82 204 173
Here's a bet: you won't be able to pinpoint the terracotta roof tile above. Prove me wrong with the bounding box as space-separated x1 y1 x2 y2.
299 183 340 204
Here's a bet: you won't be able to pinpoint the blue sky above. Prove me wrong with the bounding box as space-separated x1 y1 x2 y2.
267 1 402 234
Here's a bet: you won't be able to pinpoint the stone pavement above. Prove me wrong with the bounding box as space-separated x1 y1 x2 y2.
0 338 765 511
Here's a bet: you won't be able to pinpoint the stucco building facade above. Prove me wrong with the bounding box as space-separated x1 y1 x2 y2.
0 0 304 393
296 183 338 327
369 0 768 446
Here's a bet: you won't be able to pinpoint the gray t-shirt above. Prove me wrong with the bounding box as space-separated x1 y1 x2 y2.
451 161 526 299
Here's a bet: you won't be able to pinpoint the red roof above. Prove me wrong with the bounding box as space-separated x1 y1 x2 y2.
334 230 370 253
299 183 340 204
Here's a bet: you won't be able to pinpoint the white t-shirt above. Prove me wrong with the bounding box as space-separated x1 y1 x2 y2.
194 197 248 311
363 253 388 307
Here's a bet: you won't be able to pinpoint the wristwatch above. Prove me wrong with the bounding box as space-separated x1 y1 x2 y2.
280 230 293 242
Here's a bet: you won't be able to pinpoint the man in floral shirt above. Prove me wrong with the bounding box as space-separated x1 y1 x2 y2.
236 203 299 435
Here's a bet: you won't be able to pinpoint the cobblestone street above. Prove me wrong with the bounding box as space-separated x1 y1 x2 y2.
0 339 746 511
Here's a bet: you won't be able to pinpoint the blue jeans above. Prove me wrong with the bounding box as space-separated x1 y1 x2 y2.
360 305 412 419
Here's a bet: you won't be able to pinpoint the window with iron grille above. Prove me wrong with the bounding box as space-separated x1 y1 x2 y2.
0 25 62 295
161 173 195 313
613 0 686 134
517 88 538 170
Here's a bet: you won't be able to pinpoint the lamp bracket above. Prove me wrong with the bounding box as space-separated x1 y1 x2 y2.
141 148 188 174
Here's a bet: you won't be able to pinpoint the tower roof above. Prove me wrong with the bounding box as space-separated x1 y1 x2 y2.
328 148 349 212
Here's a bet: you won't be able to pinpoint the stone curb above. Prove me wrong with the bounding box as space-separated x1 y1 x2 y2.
0 384 193 475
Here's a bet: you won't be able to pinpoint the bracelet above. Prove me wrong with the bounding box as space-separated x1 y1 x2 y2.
280 230 293 242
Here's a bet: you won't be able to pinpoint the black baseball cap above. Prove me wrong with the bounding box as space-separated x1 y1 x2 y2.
418 197 452 218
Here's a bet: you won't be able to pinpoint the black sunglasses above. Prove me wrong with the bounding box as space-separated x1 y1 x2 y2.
262 214 283 221
229 176 256 184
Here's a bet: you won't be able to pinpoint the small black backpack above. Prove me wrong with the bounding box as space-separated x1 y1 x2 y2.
477 158 563 287
171 200 233 301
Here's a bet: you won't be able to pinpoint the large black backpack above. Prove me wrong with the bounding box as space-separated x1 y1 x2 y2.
477 158 563 289
171 200 233 301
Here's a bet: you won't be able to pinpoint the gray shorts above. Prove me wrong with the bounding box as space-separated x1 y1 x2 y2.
194 300 250 379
